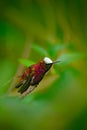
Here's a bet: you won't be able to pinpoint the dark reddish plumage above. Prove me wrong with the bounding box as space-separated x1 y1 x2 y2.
15 60 52 95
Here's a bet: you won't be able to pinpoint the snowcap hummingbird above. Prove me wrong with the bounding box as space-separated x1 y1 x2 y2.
15 57 60 97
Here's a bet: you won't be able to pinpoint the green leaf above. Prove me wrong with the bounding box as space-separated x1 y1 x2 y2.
57 53 85 66
48 44 65 57
32 44 48 56
19 58 35 67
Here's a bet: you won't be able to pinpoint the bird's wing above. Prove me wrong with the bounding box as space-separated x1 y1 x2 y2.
15 65 35 94
15 81 24 88
17 75 32 94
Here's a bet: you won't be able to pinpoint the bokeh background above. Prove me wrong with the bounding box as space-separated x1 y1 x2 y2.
0 0 87 130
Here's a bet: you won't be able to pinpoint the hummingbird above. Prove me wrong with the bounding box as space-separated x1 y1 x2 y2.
15 57 60 97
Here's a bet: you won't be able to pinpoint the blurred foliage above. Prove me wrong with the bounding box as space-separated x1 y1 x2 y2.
0 0 87 130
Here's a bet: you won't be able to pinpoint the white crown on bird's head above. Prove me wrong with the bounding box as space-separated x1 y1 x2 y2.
43 57 53 64
43 57 61 64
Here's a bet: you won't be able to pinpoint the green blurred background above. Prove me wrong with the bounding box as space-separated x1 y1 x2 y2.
0 0 87 130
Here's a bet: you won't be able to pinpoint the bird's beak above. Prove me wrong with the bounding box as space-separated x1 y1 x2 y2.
52 60 61 64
